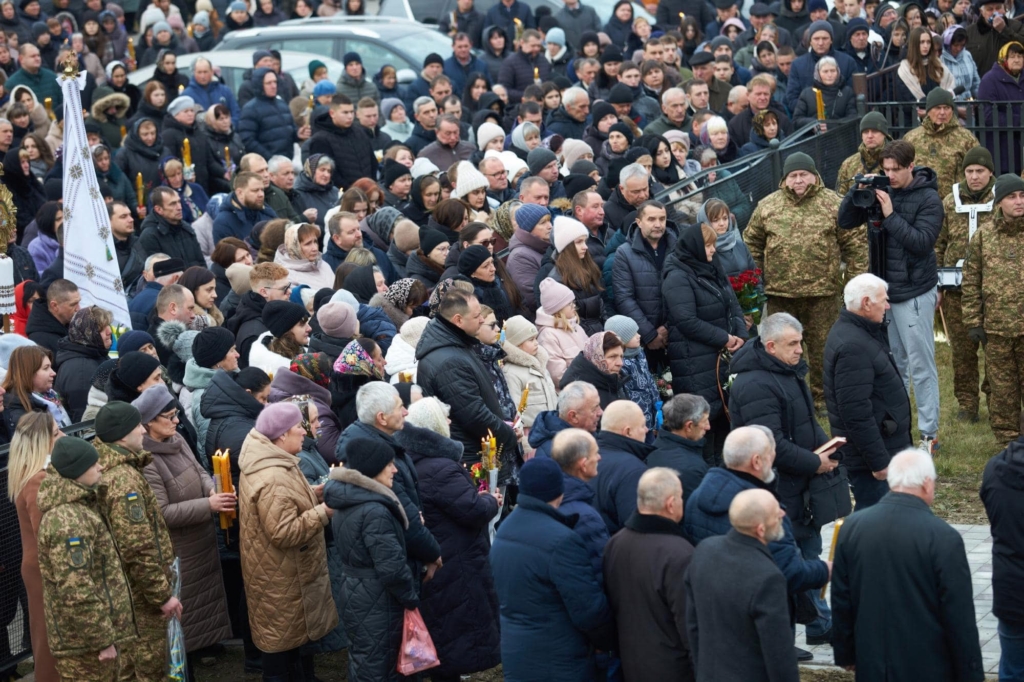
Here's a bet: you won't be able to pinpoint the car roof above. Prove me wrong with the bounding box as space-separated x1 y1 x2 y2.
127 50 345 87
218 15 436 41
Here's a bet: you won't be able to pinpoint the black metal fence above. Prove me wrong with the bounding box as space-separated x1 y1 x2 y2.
0 420 96 674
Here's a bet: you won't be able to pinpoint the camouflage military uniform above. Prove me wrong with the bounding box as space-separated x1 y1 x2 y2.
836 144 886 197
937 179 995 417
961 209 1024 444
903 119 980 200
744 177 869 404
36 465 137 682
94 441 174 682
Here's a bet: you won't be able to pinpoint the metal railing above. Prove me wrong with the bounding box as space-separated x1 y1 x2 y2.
0 421 96 674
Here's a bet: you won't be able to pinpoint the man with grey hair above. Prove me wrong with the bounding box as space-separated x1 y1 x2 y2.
726 85 749 116
480 155 514 205
546 86 590 139
649 394 710 504
729 311 842 645
528 381 603 458
685 488 798 682
405 95 440 155
824 273 912 509
551 428 608 582
183 56 241 125
832 449 983 679
644 87 690 137
335 381 443 582
417 113 475 169
604 163 651 231
604 467 696 681
264 155 308 223
685 425 830 662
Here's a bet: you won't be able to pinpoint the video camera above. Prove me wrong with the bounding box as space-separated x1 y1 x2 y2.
851 173 890 209
851 174 890 280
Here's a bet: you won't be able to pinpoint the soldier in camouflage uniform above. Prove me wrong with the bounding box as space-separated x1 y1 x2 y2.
937 146 995 422
36 437 137 682
903 88 980 200
744 152 869 406
962 174 1024 444
836 112 890 197
92 401 180 682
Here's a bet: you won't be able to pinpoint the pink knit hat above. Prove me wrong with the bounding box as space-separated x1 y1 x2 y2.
539 278 575 314
552 216 589 254
255 403 303 441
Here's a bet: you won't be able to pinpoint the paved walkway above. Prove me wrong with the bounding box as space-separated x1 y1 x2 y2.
799 522 1000 676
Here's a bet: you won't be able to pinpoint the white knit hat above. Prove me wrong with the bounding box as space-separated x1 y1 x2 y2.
410 156 439 179
552 215 590 254
498 150 528 182
476 122 505 151
453 160 489 199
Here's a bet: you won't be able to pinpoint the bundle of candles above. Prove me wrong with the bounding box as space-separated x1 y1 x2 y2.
211 450 236 545
479 430 499 491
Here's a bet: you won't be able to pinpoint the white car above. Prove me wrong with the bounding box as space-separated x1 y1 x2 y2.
127 50 346 92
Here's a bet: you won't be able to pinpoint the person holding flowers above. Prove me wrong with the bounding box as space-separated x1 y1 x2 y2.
743 152 868 408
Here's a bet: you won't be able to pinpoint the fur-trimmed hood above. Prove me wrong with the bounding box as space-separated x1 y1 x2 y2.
393 421 464 463
327 465 409 528
369 292 409 329
90 91 131 123
501 339 550 373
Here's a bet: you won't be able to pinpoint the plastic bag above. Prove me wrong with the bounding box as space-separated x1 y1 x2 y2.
397 608 440 675
167 557 188 681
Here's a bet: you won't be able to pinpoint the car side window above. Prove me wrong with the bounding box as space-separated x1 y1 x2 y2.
409 0 446 23
278 38 337 59
346 39 414 76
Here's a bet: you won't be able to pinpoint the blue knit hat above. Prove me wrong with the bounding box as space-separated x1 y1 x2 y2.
515 203 550 233
313 80 336 97
519 458 564 502
343 51 362 65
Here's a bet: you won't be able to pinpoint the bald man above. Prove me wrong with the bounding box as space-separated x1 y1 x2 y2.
685 488 799 682
591 401 652 534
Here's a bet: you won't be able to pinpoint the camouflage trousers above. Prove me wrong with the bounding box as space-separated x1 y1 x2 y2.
55 652 121 682
119 626 167 682
942 291 987 415
983 334 1024 445
765 295 841 405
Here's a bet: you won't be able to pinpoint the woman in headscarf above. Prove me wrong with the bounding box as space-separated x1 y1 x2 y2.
342 264 386 306
159 156 209 224
11 281 40 337
93 144 135 207
399 175 440 228
53 306 112 422
662 222 746 461
294 154 339 230
793 56 858 129
274 223 335 290
558 331 628 407
3 147 45 243
698 115 740 165
180 266 225 327
103 61 141 116
374 278 428 329
373 64 401 101
330 337 384 428
148 48 189 94
115 117 162 195
270 352 342 465
639 133 682 187
457 245 513 325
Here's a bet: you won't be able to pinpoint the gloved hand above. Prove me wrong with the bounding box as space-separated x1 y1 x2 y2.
968 327 987 345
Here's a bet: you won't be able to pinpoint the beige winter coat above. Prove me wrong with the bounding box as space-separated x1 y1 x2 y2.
237 428 337 653
500 341 559 428
142 432 232 652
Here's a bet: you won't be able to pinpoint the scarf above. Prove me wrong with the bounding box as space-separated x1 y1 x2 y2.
34 390 71 427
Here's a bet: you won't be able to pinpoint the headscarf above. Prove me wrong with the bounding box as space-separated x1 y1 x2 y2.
383 278 416 311
333 339 383 379
405 396 452 439
283 223 323 266
675 222 724 282
341 265 379 305
67 306 109 349
402 175 433 226
12 281 36 336
280 394 316 439
366 206 402 245
290 352 331 388
510 122 539 153
428 278 458 317
582 331 615 373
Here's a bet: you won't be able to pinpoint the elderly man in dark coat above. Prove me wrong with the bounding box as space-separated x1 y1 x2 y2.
832 449 984 682
604 467 695 682
490 457 615 682
685 488 799 682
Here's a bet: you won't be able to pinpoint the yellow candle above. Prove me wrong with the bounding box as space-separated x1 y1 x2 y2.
182 138 192 167
821 518 845 598
135 172 144 208
518 386 530 414
308 94 314 110
533 67 539 80
44 97 54 120
224 145 230 167
127 38 135 68
813 88 825 120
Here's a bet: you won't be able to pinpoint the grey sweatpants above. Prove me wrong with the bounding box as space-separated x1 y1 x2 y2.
885 287 940 438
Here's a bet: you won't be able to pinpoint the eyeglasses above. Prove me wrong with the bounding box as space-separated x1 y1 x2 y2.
485 170 507 178
484 321 501 330
477 238 497 247
157 409 179 422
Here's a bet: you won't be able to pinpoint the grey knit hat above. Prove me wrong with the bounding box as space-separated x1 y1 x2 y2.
132 384 176 425
605 315 639 344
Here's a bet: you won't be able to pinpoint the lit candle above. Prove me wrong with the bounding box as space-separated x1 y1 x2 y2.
44 97 54 120
119 125 126 140
308 94 314 110
533 66 539 82
182 138 191 167
187 24 194 38
813 88 825 120
178 84 184 94
135 172 144 208
224 145 230 167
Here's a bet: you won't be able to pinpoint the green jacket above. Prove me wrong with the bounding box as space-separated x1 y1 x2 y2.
93 441 174 633
903 119 980 201
936 178 995 268
5 67 63 108
37 467 137 657
962 209 1024 336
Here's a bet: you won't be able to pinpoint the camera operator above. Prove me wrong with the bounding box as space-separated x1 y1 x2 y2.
838 140 943 454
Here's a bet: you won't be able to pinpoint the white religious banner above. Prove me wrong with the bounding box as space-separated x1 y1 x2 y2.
58 54 132 328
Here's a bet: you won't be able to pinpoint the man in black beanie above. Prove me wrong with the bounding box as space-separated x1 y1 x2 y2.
523 147 567 200
106 351 164 403
37 437 139 681
93 402 181 681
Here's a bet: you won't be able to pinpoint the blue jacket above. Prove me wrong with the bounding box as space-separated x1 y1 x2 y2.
684 467 829 595
238 67 298 160
591 430 651 535
129 281 162 329
212 194 278 243
356 303 397 354
443 54 492 95
527 410 571 459
401 75 433 116
183 76 241 126
560 473 610 586
484 0 534 50
490 494 614 682
784 47 858 114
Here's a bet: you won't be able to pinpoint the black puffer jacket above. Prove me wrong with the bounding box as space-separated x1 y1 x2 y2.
415 316 517 461
405 251 443 290
325 466 418 682
224 291 268 366
559 352 627 409
838 166 942 303
612 221 678 345
603 185 639 232
200 370 264 482
823 309 912 473
728 338 828 520
138 213 206 270
115 118 163 194
53 339 107 423
307 109 379 190
661 224 746 418
792 81 858 128
399 423 501 678
161 114 228 194
293 171 339 231
25 304 67 357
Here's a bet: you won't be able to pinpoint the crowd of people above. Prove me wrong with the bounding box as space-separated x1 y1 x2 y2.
0 0 1023 679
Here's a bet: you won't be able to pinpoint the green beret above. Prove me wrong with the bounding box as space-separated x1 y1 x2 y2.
94 401 142 444
51 437 99 480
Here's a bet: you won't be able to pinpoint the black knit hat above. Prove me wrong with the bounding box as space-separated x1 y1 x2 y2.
94 401 143 444
458 244 492 277
591 101 616 125
962 146 994 174
423 52 444 68
783 151 816 177
609 83 633 104
51 437 100 480
383 158 411 189
600 45 623 64
420 228 449 256
116 351 162 392
609 122 634 144
192 326 236 369
346 437 395 478
519 457 564 502
564 173 597 197
263 300 309 338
